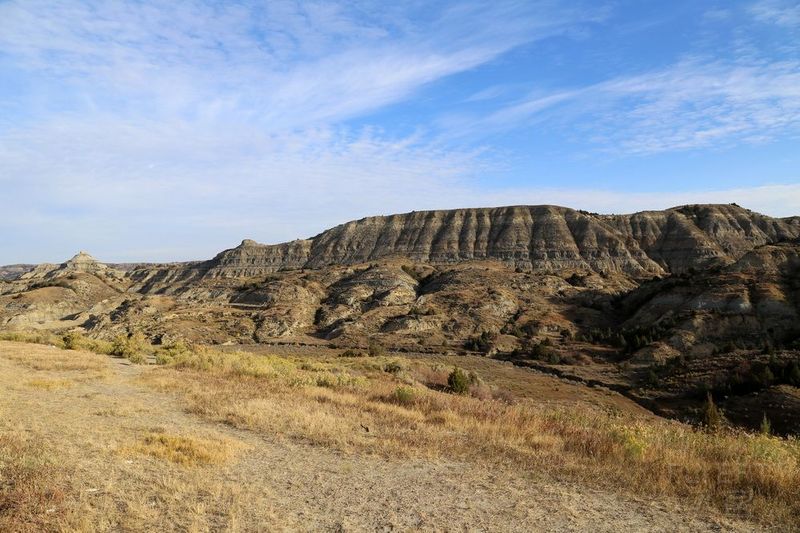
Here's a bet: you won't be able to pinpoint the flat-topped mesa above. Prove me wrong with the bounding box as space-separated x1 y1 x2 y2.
203 238 313 278
304 204 800 275
135 204 800 283
305 205 659 275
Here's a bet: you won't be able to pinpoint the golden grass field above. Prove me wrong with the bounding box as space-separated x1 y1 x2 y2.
0 331 798 531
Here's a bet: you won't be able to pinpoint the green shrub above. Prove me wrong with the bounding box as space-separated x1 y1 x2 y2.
111 332 149 364
464 331 496 353
702 393 724 431
760 413 772 436
156 339 191 365
61 331 83 350
530 341 551 360
448 367 470 394
382 360 405 374
392 386 417 406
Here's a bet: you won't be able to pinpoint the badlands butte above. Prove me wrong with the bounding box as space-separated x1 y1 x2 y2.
3 203 800 434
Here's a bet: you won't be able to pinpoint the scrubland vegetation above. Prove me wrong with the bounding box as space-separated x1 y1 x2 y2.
143 347 800 526
0 429 72 531
1 330 799 528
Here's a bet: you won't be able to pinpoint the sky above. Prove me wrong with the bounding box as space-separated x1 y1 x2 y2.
1 0 799 264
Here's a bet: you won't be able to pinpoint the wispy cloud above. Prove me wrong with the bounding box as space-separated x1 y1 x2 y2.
0 0 595 129
0 0 606 262
2 112 797 263
1 1 798 264
750 0 800 27
451 57 800 154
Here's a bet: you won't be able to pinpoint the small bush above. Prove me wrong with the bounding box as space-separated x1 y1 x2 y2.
392 386 417 406
367 339 385 357
760 413 772 436
382 360 405 374
156 339 191 365
530 341 552 360
464 331 496 353
339 349 363 358
61 331 83 350
111 332 149 364
702 393 724 431
448 367 470 394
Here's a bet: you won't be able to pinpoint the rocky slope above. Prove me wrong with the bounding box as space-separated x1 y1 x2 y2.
0 253 126 330
2 203 800 434
19 251 125 281
0 264 34 281
126 204 800 291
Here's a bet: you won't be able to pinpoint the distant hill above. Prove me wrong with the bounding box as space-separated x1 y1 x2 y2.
0 264 35 281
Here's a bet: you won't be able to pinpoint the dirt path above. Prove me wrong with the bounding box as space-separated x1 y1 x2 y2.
0 341 759 531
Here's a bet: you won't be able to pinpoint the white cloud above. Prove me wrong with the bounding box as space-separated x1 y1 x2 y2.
453 58 800 154
0 115 486 261
750 0 800 27
2 113 797 264
0 0 609 262
0 0 596 129
1 1 798 264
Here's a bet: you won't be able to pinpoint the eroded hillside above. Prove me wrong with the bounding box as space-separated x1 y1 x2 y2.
2 203 800 434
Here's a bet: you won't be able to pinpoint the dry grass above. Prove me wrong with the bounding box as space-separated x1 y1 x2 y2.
2 333 798 527
127 432 237 466
25 378 73 390
0 342 108 374
0 330 64 348
0 429 74 532
0 329 123 362
142 347 800 528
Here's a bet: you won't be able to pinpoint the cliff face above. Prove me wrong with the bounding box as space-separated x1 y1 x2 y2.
205 239 312 278
306 205 661 274
189 204 800 280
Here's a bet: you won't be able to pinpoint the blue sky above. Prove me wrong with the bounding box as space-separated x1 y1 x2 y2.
1 0 799 263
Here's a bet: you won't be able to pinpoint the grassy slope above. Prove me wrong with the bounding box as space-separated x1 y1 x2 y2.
0 338 796 530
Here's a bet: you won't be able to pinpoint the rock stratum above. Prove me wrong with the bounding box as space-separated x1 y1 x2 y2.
126 204 800 291
2 203 800 435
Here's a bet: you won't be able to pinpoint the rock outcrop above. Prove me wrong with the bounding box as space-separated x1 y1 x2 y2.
2 203 800 435
137 204 799 285
19 252 123 281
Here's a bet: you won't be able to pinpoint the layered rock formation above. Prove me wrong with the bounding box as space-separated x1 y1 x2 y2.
133 204 799 287
2 203 800 434
0 264 34 281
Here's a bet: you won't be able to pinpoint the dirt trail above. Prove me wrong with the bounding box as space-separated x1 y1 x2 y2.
0 341 759 532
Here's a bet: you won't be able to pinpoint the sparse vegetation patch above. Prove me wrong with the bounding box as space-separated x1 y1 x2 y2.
130 432 235 466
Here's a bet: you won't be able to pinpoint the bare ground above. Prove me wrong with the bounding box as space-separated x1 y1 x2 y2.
0 341 761 531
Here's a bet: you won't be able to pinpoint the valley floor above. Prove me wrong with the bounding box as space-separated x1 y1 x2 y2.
0 341 769 531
